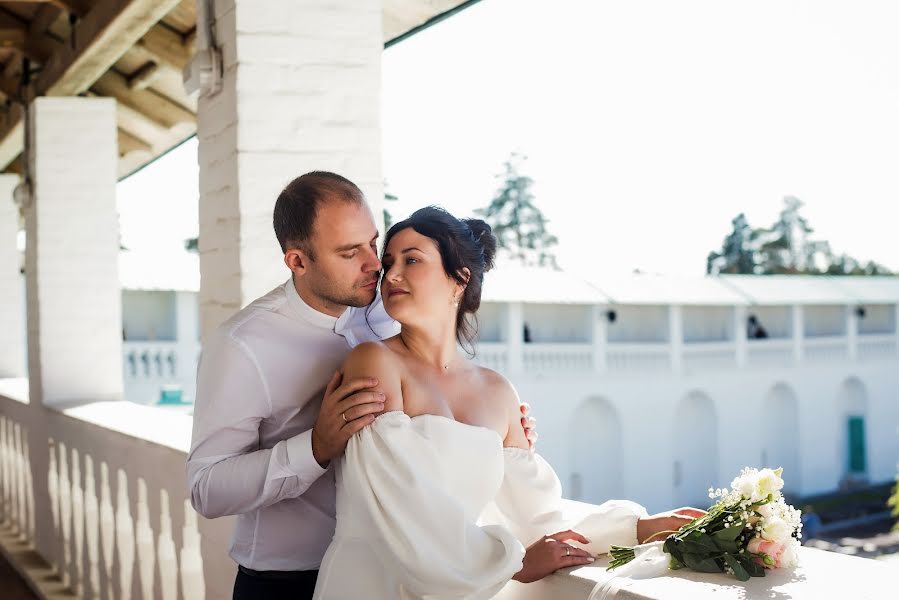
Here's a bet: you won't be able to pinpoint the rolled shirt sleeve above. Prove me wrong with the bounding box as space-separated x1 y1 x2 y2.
187 330 328 519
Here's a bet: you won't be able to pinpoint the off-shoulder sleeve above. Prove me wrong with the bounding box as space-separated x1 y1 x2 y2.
483 448 649 555
339 412 525 598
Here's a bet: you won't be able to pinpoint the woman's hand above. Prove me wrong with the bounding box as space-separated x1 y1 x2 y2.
512 530 594 583
520 403 537 449
636 507 707 544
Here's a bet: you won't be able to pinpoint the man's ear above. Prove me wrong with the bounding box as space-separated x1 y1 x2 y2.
284 248 309 275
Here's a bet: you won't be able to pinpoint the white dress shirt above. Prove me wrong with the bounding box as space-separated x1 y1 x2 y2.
187 279 397 571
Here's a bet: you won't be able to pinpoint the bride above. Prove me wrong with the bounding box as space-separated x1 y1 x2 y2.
313 206 703 599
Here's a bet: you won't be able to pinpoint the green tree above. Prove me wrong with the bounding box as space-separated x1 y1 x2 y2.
476 153 559 269
383 183 398 231
707 197 893 276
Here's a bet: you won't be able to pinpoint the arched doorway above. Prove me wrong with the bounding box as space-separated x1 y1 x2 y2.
762 384 801 494
673 391 718 506
837 378 868 480
569 397 622 503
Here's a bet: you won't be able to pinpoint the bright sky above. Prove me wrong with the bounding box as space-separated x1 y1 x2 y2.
118 0 899 277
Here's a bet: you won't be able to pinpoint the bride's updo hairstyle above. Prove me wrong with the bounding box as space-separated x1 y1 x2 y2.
383 206 497 352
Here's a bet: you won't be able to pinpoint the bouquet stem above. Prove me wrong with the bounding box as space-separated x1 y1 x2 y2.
608 545 636 570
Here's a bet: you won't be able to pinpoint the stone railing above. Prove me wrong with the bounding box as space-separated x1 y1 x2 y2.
606 343 671 373
472 331 898 376
523 344 593 372
682 341 736 373
122 341 199 406
2 385 897 600
857 333 898 361
746 338 794 368
0 387 234 600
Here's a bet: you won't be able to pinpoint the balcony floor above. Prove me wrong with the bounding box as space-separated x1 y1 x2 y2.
0 551 39 600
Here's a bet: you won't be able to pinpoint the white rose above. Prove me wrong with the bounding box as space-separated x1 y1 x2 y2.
779 540 801 569
756 468 785 500
732 470 760 501
761 516 793 543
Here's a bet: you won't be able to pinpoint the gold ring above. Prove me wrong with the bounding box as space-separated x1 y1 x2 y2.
565 547 570 557
342 412 348 423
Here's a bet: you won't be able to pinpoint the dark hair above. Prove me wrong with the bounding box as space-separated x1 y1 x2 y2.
273 171 364 257
383 206 497 352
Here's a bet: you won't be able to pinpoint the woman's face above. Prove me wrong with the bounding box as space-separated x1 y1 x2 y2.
380 227 463 326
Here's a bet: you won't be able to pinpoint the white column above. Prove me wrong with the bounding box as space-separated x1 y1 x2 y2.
0 175 24 378
734 305 748 368
792 305 804 365
506 302 524 373
846 305 859 361
196 0 384 337
592 305 608 373
25 97 122 404
668 305 683 374
895 304 899 359
175 291 199 393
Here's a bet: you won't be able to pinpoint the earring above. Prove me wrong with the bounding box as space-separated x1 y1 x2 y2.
452 295 460 307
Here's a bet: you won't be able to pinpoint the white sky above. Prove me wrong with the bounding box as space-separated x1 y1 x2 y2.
118 0 899 277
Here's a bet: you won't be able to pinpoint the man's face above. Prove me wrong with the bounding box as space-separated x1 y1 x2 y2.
302 200 381 309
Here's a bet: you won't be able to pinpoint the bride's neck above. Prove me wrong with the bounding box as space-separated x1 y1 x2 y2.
399 320 459 371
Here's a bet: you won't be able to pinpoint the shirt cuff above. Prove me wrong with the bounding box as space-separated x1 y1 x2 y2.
284 429 329 482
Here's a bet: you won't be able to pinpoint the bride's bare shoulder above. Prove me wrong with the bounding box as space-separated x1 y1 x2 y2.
342 340 404 411
476 366 527 447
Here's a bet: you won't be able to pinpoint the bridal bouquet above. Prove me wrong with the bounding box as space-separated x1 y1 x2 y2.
608 467 802 581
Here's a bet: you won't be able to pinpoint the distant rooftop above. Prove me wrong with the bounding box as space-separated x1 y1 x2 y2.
118 251 899 305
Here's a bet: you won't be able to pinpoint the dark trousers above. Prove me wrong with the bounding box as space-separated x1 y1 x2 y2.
233 566 319 600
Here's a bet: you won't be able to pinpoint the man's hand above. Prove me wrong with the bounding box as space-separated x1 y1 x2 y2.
513 530 594 583
311 371 384 468
520 403 537 450
636 507 707 544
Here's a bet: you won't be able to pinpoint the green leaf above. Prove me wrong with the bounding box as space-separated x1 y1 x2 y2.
738 555 767 578
723 554 751 582
713 523 745 543
682 554 723 573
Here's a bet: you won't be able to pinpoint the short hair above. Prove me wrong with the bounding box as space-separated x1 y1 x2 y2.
273 171 364 257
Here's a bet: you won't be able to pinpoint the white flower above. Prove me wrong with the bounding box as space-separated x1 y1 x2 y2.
779 540 800 569
760 516 793 543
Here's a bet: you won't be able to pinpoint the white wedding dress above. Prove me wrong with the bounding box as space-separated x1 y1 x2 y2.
313 411 648 600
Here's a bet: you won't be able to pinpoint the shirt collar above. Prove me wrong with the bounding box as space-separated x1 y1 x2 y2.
284 278 349 331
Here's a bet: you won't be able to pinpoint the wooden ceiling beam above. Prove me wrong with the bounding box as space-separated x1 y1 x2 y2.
3 1 90 18
137 23 193 71
0 0 183 170
117 127 152 156
92 69 194 129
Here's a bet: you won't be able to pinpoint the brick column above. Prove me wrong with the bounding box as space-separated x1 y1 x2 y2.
0 174 24 378
25 97 122 405
196 0 385 337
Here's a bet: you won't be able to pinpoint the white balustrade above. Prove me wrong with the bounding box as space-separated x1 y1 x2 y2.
158 488 179 600
804 336 849 363
71 448 85 596
682 341 737 373
136 478 156 600
606 343 671 373
856 333 897 361
473 342 509 372
116 468 135 600
522 343 593 372
746 338 794 368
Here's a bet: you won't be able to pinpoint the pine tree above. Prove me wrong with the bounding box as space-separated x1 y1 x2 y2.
476 154 559 269
707 197 893 276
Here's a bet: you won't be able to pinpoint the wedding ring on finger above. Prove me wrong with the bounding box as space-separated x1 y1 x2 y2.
342 412 348 423
565 546 570 557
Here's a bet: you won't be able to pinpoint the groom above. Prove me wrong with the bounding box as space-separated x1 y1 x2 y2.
187 171 536 599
